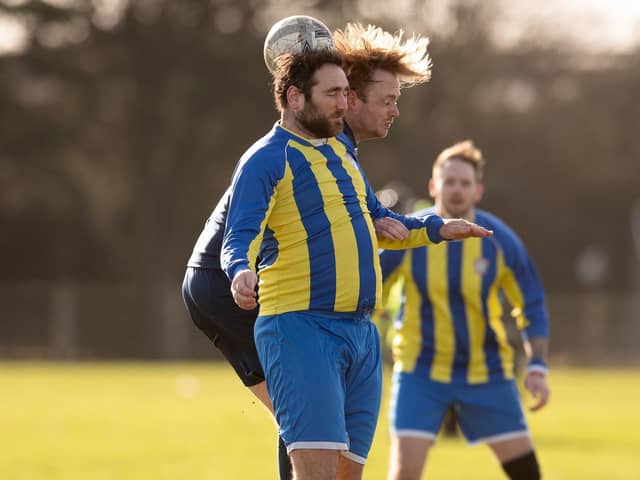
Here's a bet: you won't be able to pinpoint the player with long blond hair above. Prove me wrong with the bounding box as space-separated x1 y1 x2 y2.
334 23 432 145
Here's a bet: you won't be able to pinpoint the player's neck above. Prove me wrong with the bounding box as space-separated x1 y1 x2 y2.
343 121 358 145
343 117 368 145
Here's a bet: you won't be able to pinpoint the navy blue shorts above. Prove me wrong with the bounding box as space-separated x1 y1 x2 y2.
390 371 529 444
255 311 383 464
182 267 264 386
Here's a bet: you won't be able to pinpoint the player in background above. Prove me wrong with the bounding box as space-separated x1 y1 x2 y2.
379 140 550 480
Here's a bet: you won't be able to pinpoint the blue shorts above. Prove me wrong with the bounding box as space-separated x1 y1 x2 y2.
390 371 529 444
255 311 382 464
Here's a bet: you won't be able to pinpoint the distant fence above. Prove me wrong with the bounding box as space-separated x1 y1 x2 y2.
1 283 638 364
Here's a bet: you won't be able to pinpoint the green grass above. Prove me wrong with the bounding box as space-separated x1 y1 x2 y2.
1 363 639 479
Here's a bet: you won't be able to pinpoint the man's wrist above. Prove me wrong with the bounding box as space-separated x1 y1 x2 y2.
527 358 549 376
231 266 251 283
425 215 444 243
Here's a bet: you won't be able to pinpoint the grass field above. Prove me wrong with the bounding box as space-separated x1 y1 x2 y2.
1 362 639 479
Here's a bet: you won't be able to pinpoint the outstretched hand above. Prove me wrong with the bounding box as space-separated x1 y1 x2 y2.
231 270 258 310
439 218 493 240
524 372 550 412
374 217 409 241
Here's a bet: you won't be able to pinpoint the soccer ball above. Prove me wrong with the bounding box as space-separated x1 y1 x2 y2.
263 15 334 73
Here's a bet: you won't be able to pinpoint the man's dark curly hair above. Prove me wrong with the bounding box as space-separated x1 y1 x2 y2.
272 49 343 112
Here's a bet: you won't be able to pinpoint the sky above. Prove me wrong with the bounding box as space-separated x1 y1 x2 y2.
0 0 639 55
493 0 640 52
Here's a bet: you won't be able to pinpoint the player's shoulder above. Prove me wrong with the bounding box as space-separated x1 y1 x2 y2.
411 205 437 218
475 209 513 234
336 131 355 152
237 124 289 171
475 209 525 251
336 121 357 152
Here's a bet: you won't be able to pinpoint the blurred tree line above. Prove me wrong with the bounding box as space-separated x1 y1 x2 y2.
1 0 638 357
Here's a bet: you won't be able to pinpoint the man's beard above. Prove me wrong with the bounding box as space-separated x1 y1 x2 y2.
296 100 344 138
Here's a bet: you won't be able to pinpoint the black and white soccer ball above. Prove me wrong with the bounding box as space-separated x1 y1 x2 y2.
263 15 334 73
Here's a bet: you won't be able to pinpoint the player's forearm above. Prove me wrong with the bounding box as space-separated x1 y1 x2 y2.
525 336 549 375
376 214 444 249
528 336 548 361
221 209 265 280
221 252 250 282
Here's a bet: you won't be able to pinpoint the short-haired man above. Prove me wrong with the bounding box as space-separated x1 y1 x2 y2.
380 140 550 480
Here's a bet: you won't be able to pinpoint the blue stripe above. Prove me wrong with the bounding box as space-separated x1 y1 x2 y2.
287 147 336 311
258 225 279 270
447 241 469 381
481 239 504 381
380 250 405 281
319 145 377 312
413 247 434 377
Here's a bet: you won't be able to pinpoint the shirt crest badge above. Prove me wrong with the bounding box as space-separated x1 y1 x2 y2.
474 257 489 275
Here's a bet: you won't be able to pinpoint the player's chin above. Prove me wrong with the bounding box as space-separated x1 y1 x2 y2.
445 208 465 219
446 203 471 218
378 125 391 138
330 118 344 135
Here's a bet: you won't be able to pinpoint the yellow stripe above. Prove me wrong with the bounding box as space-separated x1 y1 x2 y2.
392 251 422 373
247 194 276 273
329 139 382 309
258 158 310 315
292 140 361 311
428 244 455 382
501 261 531 331
487 251 514 379
461 238 488 383
374 255 405 350
377 228 432 250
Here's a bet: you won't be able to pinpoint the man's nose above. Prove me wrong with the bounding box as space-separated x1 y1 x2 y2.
337 93 348 109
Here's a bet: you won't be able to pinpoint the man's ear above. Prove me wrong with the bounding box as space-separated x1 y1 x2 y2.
286 85 304 111
428 178 437 199
475 182 485 203
347 89 360 109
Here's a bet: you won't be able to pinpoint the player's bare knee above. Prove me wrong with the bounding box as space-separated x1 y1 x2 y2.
388 437 430 480
336 454 364 480
389 458 424 480
290 449 339 480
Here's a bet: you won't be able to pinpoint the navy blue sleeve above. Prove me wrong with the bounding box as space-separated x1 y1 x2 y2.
493 221 550 339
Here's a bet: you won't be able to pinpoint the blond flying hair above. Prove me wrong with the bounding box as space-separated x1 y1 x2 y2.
434 140 486 181
333 22 432 98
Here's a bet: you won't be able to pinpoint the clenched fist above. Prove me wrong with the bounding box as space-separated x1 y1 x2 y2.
231 269 258 310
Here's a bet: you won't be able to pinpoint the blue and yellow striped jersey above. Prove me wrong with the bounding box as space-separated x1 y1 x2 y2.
221 124 444 316
379 207 549 384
